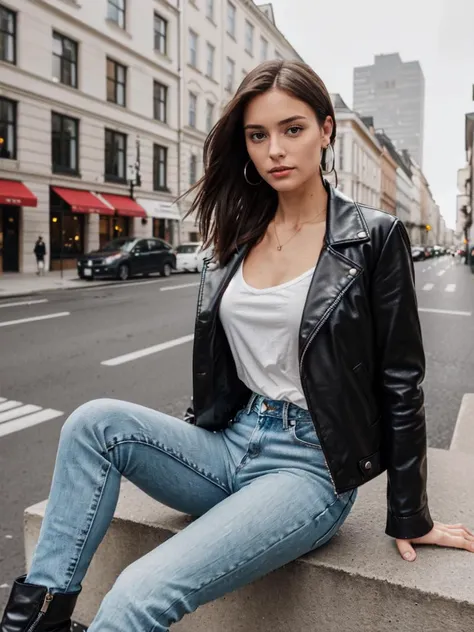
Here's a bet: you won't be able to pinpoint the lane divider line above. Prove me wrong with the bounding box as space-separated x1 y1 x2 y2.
0 299 48 309
418 307 471 317
0 312 70 328
160 282 200 292
422 283 434 291
101 334 195 367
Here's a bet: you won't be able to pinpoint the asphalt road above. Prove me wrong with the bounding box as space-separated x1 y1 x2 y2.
0 256 473 609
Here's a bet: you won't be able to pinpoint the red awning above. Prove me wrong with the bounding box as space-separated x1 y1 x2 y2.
99 194 146 218
52 187 114 215
0 180 37 207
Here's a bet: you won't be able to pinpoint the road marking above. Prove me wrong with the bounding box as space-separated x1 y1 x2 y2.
0 407 64 438
102 334 195 366
160 282 200 292
77 277 186 292
0 401 22 412
0 404 42 424
422 283 434 291
0 312 70 328
418 308 471 317
437 269 446 276
445 284 456 292
0 299 48 309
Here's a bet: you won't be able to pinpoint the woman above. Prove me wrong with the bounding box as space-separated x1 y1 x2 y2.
2 60 473 632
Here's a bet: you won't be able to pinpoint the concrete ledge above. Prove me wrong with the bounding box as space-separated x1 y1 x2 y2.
450 393 474 454
24 447 474 632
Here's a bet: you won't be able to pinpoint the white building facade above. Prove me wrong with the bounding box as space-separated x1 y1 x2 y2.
0 0 184 274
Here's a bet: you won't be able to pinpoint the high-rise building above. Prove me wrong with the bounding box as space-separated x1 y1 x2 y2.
353 53 425 167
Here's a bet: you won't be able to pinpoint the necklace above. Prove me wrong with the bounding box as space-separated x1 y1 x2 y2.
273 208 326 251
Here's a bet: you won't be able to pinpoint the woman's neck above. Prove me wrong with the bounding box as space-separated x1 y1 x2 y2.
274 174 328 227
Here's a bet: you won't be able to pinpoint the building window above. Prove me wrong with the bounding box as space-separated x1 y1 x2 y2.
206 42 215 78
338 136 344 171
153 81 167 123
189 29 198 68
188 92 197 127
153 144 168 190
205 100 214 132
225 57 235 91
107 0 125 29
52 113 79 175
105 129 127 182
227 1 236 38
107 58 126 106
0 97 16 159
260 37 268 61
154 13 167 55
0 4 16 64
275 50 283 60
244 20 254 55
52 32 78 88
189 154 197 185
206 0 214 21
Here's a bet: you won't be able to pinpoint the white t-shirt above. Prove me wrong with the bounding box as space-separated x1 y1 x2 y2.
219 259 315 409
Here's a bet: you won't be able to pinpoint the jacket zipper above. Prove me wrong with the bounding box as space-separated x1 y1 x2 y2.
26 592 53 632
298 277 357 495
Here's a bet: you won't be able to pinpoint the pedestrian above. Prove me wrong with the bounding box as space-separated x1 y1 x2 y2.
34 236 46 276
2 60 473 632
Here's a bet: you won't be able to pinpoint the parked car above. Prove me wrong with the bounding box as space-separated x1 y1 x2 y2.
77 237 176 281
411 246 426 262
176 242 203 273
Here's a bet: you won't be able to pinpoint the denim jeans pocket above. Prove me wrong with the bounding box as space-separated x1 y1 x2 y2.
290 419 323 450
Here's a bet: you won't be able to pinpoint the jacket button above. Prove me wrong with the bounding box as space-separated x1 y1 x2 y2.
364 460 372 470
357 231 367 238
348 268 357 276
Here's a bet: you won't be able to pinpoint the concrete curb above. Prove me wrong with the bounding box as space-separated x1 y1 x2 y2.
449 393 474 454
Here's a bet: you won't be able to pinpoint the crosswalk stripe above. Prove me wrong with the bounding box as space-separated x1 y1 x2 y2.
0 408 64 439
437 269 446 276
0 398 6 404
0 404 42 424
422 283 434 291
0 401 22 412
445 284 456 292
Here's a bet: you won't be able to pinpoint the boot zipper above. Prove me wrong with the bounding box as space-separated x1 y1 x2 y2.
26 592 53 632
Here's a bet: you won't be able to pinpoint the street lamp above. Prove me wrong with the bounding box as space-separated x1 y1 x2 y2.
128 136 142 200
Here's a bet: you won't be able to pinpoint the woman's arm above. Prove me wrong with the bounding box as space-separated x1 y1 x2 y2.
371 219 433 540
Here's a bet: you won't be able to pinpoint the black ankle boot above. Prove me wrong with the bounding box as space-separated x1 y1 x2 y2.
1 576 81 632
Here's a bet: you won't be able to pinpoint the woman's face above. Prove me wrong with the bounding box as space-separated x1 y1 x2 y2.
243 88 333 192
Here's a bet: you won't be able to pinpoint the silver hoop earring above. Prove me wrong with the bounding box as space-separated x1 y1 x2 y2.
321 144 335 174
244 160 262 186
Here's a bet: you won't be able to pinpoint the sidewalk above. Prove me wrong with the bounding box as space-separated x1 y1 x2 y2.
0 270 105 299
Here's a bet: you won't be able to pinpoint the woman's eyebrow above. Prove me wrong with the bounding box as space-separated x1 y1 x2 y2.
244 115 308 130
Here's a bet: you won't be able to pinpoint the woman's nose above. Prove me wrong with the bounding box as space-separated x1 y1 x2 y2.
268 135 285 159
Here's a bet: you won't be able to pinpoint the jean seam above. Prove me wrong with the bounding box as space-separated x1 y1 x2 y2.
233 419 261 476
309 488 357 549
149 494 349 632
63 461 112 593
289 424 323 451
106 436 230 494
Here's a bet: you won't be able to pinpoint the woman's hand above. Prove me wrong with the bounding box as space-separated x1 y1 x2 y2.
396 522 474 562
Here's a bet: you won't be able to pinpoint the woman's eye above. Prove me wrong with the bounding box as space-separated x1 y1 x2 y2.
287 126 303 136
250 132 266 142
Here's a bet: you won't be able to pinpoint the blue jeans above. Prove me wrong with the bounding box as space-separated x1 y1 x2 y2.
26 393 357 631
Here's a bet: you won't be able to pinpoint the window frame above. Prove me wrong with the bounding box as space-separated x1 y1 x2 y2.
244 20 254 55
225 57 235 92
104 128 127 183
106 57 127 107
153 143 168 191
188 92 197 128
189 154 197 185
0 96 17 160
206 41 215 78
154 12 168 55
205 0 214 21
153 81 168 123
0 4 16 65
52 31 78 89
189 29 198 68
107 0 126 29
227 1 236 38
260 36 268 61
205 100 214 132
51 111 80 175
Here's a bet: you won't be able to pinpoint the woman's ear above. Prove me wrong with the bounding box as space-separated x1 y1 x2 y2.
322 116 334 146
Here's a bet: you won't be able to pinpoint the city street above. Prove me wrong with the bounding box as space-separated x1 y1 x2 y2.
1 257 474 609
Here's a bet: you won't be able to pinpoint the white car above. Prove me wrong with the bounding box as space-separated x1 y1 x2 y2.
176 242 205 273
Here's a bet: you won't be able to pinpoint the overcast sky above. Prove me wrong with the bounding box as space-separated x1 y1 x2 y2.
268 0 474 229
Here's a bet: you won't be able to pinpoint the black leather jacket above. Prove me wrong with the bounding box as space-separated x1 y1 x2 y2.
185 184 433 540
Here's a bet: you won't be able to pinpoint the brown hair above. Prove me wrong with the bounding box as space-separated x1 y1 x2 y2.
183 60 336 266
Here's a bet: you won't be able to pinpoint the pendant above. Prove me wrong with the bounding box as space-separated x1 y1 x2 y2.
277 245 282 251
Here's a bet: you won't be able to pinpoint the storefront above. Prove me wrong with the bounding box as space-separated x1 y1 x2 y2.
0 179 38 274
136 198 181 246
96 193 146 247
49 187 114 271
